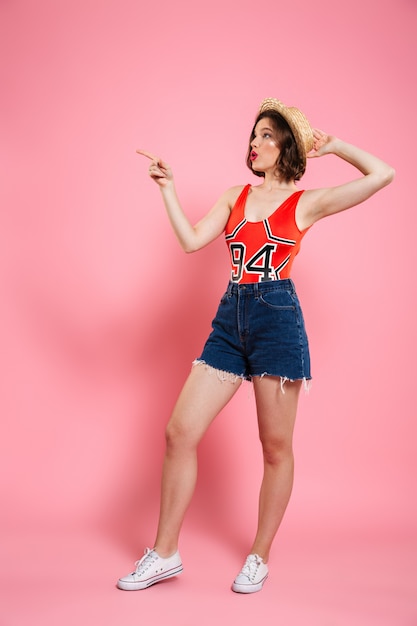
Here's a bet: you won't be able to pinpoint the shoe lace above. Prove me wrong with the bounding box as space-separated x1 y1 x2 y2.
133 548 157 575
241 554 263 582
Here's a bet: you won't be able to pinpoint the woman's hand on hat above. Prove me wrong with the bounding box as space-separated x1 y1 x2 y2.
307 129 338 158
136 149 173 187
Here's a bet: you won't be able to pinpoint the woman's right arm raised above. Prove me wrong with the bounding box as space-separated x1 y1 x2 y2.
137 150 239 253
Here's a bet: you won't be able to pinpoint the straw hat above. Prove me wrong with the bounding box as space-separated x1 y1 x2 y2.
258 98 314 168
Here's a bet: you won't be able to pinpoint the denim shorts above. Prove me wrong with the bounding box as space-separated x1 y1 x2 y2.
196 279 311 382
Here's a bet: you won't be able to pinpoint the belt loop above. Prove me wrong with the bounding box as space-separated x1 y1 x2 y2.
254 283 259 298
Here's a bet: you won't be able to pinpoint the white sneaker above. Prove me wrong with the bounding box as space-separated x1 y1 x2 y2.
232 554 268 593
117 548 183 590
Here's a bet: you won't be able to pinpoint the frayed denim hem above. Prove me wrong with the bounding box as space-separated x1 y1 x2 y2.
192 359 311 393
192 359 245 384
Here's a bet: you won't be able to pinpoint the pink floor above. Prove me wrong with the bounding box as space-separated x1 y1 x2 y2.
2 527 416 626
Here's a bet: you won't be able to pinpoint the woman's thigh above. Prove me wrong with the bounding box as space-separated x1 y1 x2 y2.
167 363 243 446
253 377 302 448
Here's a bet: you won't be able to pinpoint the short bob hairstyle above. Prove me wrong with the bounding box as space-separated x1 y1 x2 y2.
246 110 306 182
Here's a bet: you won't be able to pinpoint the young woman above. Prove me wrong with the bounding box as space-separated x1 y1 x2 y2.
117 98 394 593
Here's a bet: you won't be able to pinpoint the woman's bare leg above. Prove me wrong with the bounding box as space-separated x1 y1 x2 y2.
154 364 242 556
248 376 302 562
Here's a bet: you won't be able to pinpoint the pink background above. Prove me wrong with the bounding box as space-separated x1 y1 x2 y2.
1 0 416 624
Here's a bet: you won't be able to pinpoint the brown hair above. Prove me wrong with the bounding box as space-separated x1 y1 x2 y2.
246 111 306 182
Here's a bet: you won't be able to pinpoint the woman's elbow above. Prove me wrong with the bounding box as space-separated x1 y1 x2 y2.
182 241 200 254
182 235 210 253
381 166 396 187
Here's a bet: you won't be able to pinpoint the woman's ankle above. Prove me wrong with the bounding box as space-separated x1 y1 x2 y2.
153 544 179 558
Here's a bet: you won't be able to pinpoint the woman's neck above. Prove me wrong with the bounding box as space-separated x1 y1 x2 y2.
257 172 297 192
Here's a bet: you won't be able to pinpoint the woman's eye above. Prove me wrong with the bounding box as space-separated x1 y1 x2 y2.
263 133 271 139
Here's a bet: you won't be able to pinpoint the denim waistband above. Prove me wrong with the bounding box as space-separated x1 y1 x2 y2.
226 279 295 296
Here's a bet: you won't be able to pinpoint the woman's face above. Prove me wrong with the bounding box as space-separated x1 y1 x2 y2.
249 117 280 174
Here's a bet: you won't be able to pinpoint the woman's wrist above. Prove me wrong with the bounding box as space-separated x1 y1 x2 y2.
326 137 345 156
160 179 176 195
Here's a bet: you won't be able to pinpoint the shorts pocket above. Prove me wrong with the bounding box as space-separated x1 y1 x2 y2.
258 290 296 311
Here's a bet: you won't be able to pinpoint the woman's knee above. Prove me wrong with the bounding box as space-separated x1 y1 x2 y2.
260 436 293 466
165 419 197 452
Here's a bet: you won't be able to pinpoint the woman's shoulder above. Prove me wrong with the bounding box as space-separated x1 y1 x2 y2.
225 184 250 195
222 184 250 206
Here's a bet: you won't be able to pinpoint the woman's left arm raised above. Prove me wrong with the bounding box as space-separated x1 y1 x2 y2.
296 130 395 231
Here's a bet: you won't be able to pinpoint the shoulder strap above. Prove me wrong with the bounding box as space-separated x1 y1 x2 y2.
232 184 251 213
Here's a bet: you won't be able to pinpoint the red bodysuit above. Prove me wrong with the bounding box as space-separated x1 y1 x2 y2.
225 184 309 283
